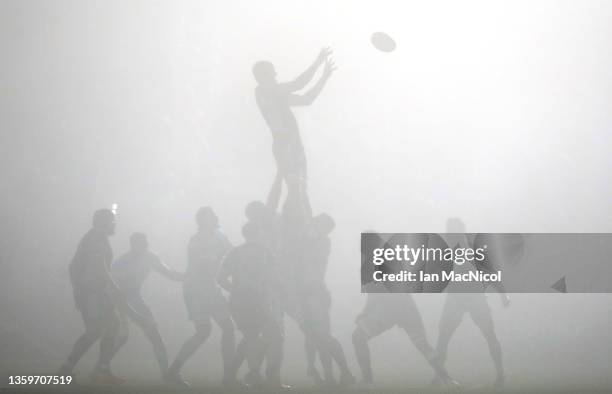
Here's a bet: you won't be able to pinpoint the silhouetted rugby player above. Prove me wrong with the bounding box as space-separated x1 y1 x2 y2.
59 209 143 384
218 221 286 389
111 232 184 382
253 47 336 198
299 213 354 386
434 218 510 388
166 207 237 387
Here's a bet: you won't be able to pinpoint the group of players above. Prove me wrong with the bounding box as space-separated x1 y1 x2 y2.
58 47 509 389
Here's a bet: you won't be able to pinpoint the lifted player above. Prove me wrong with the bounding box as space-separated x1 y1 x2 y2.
253 47 335 204
110 232 184 381
166 207 237 386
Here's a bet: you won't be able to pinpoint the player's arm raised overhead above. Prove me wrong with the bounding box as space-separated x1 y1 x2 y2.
280 47 331 92
288 58 336 106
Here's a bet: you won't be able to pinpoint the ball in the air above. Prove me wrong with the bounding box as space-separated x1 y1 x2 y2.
371 32 396 52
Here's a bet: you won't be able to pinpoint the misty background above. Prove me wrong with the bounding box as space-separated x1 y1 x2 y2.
1 0 611 390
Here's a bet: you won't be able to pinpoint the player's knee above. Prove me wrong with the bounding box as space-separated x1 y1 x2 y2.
219 318 235 334
352 328 367 345
194 320 212 339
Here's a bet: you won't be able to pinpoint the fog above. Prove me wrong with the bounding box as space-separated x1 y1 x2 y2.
1 0 611 390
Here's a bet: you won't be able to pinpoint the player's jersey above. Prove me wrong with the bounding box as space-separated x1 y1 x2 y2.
111 250 164 295
297 235 330 295
185 229 232 289
223 242 277 302
69 229 113 292
255 84 300 143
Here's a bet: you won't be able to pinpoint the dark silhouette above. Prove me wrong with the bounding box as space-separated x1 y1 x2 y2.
58 209 144 384
110 232 184 381
434 218 510 387
298 213 354 386
353 232 458 387
253 47 336 214
165 207 237 387
217 221 285 388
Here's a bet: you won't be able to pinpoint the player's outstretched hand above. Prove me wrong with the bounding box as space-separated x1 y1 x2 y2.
323 58 337 79
318 46 333 63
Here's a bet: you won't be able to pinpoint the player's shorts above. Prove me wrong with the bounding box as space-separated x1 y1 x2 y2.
442 293 494 332
355 295 421 337
230 293 281 336
72 287 119 331
125 293 155 323
183 284 231 324
272 137 307 180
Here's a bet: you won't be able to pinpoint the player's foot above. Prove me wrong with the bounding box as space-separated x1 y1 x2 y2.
494 375 505 388
264 377 291 390
244 371 265 389
358 378 375 388
164 370 191 388
90 369 126 385
222 377 247 389
441 376 461 389
307 366 323 385
338 371 356 386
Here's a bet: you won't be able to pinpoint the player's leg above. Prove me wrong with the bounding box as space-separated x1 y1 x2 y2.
400 298 456 386
128 298 169 378
261 314 285 387
91 297 124 384
469 299 504 386
304 336 325 383
352 315 387 384
167 318 212 380
436 295 464 368
111 311 130 358
59 291 104 375
213 314 237 384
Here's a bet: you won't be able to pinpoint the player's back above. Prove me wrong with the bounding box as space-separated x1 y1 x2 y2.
224 242 275 300
185 229 231 288
255 84 299 140
69 229 112 291
112 250 159 295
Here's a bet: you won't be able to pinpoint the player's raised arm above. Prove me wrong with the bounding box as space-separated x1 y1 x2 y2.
280 47 331 92
288 58 336 106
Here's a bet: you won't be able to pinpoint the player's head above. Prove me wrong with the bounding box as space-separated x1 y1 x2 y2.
245 200 267 223
312 213 335 236
129 232 149 254
242 221 261 243
92 209 116 235
196 206 218 231
446 217 466 233
252 61 276 85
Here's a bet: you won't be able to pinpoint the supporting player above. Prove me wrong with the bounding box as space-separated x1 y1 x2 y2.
299 213 355 386
217 221 286 389
59 209 145 384
110 232 184 382
165 207 237 387
434 218 510 387
353 232 457 387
